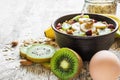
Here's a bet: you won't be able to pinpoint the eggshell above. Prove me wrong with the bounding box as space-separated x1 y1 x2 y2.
89 50 120 80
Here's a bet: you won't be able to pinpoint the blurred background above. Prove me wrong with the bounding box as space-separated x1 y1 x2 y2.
0 0 84 45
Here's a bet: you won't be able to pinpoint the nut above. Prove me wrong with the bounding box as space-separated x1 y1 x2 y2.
11 41 18 47
20 59 33 66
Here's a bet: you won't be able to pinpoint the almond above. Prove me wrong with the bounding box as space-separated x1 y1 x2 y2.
20 59 33 66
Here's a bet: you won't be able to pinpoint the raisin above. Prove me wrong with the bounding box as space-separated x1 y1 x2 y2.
93 19 97 23
108 24 115 29
56 23 62 30
86 30 92 36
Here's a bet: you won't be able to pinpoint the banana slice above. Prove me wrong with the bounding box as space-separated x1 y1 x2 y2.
97 28 111 35
102 14 120 38
115 30 120 38
80 23 96 33
44 27 55 39
102 14 120 30
71 22 81 30
93 22 107 29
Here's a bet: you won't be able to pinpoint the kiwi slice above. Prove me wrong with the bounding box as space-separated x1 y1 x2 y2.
26 44 56 63
20 45 32 58
41 62 51 70
51 48 83 80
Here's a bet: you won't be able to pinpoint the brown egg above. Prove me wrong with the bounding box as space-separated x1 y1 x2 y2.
89 50 120 80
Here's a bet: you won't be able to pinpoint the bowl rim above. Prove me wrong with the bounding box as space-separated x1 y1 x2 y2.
52 13 118 39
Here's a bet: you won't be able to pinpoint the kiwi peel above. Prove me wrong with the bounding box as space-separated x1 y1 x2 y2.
50 48 83 80
20 44 56 63
41 62 51 70
20 44 83 79
20 45 32 58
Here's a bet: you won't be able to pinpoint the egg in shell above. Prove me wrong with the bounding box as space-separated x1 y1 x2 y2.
89 50 120 80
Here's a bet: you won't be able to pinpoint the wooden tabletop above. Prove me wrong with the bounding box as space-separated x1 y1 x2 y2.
0 0 120 80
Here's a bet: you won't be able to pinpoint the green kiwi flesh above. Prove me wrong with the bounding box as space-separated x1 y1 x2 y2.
51 48 83 80
26 44 56 62
20 45 32 58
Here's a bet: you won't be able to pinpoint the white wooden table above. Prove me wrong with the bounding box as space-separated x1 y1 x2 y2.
0 0 84 43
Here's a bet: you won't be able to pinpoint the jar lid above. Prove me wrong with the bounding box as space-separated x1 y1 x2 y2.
85 0 116 4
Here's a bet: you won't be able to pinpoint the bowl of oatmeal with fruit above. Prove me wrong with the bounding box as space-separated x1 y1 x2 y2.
52 13 118 61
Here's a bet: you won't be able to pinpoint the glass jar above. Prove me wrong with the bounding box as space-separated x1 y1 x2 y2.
84 0 117 14
116 0 120 17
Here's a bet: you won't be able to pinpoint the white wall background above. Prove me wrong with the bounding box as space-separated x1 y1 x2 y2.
0 0 84 43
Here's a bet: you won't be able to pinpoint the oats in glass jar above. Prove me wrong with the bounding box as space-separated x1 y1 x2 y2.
84 0 117 14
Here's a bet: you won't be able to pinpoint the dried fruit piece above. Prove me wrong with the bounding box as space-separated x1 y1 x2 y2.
56 23 62 30
108 24 115 29
86 30 92 36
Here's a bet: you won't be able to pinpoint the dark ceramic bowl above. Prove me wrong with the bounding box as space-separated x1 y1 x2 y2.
52 13 118 61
